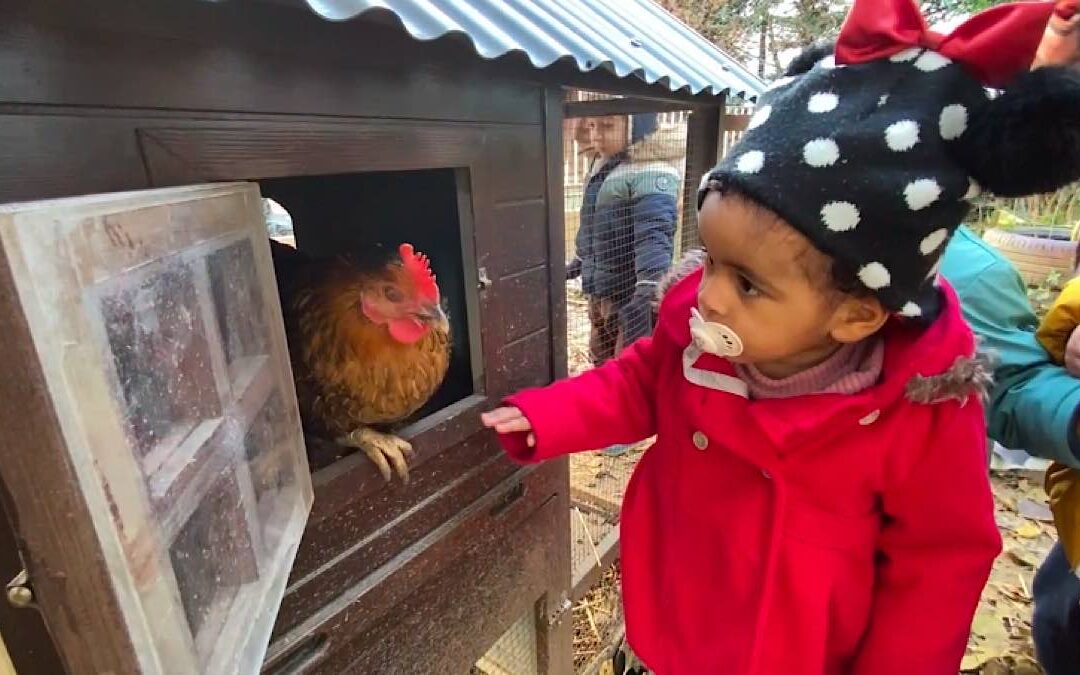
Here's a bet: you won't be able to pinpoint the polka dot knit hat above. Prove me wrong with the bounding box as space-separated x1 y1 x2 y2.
699 0 1080 322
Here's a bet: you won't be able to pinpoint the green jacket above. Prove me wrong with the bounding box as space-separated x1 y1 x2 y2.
941 226 1080 468
942 226 1080 570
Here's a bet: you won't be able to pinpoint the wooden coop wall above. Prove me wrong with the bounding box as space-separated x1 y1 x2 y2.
0 1 576 673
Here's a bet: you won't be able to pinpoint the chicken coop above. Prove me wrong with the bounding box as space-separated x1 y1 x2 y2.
0 1 761 674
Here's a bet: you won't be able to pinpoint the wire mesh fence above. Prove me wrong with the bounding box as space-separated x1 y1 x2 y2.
564 99 691 378
561 92 751 672
562 91 741 600
472 607 539 675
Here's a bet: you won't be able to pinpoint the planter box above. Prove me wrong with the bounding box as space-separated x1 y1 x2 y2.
982 227 1078 288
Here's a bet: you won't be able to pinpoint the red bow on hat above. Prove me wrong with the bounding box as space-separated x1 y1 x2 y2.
836 0 1055 87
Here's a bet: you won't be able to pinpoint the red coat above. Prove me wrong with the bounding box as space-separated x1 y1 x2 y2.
499 269 1000 675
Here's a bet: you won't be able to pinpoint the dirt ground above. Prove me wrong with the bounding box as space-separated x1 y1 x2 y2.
964 471 1057 674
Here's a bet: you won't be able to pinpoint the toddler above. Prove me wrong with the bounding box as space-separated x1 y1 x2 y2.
484 0 1080 672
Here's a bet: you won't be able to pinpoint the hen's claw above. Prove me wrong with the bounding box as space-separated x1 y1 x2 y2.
337 428 415 483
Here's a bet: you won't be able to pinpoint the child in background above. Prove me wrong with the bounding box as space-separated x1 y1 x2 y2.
1034 275 1080 674
482 0 1080 673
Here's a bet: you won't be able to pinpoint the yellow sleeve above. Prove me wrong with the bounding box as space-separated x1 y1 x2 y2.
1045 463 1080 571
1037 276 1080 364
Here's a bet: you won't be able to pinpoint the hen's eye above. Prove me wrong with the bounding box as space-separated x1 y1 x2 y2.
383 286 404 303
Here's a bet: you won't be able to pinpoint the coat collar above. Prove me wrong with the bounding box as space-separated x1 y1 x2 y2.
659 267 979 452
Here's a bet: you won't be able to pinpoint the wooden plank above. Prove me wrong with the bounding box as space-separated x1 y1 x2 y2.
140 121 498 185
291 397 495 575
0 218 139 675
535 90 574 667
331 491 560 675
571 526 621 602
0 502 66 675
0 115 150 203
570 488 621 521
722 113 752 133
490 266 551 344
264 464 561 673
680 103 723 253
564 97 701 118
491 328 552 398
0 0 543 125
274 440 519 635
487 126 548 203
487 200 548 278
544 88 569 383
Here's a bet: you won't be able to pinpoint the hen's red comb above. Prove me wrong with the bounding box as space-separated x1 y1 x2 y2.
399 243 439 302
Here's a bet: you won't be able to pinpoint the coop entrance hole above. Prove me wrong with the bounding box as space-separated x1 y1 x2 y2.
258 169 480 456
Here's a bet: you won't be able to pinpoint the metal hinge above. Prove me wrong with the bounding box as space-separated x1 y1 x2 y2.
477 267 492 291
6 568 34 609
546 593 573 626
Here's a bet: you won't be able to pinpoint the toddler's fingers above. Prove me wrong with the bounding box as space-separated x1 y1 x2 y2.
494 417 532 434
481 407 521 426
527 433 536 448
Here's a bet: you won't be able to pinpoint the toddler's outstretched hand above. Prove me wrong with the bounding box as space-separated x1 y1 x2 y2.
481 407 536 447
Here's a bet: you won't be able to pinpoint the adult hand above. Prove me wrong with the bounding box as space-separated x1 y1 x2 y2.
1065 325 1080 377
1033 1 1080 69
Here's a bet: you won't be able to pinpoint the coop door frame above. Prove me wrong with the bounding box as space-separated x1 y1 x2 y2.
0 183 313 674
137 119 497 477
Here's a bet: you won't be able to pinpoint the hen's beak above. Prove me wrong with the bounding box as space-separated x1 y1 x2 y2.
419 303 450 333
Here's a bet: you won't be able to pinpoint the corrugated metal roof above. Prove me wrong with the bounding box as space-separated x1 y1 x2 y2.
301 0 765 100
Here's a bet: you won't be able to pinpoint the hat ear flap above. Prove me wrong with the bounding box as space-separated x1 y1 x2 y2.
784 41 836 77
949 66 1080 197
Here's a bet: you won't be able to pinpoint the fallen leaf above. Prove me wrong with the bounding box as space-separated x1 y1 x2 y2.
1006 546 1040 569
960 647 998 672
1014 655 1043 675
980 658 1011 675
1017 498 1054 523
996 584 1031 604
972 612 1009 643
1014 521 1043 539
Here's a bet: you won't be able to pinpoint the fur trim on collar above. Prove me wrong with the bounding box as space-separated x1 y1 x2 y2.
904 352 993 405
658 248 705 302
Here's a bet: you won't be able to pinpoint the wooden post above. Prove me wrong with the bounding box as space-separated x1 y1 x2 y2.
680 100 723 254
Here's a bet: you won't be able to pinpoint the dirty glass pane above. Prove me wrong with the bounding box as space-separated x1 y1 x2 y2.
243 389 298 557
169 468 258 663
100 261 220 463
208 240 268 374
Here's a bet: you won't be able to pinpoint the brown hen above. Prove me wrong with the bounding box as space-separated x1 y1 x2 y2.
270 240 450 482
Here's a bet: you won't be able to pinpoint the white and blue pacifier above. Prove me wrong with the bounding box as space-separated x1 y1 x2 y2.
689 307 744 357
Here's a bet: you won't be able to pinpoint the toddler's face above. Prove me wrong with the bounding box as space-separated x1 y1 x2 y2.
696 192 877 378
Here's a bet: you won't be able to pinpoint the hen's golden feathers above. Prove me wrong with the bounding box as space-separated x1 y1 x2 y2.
272 241 451 438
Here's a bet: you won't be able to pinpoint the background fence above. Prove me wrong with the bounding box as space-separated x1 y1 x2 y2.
561 90 750 671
